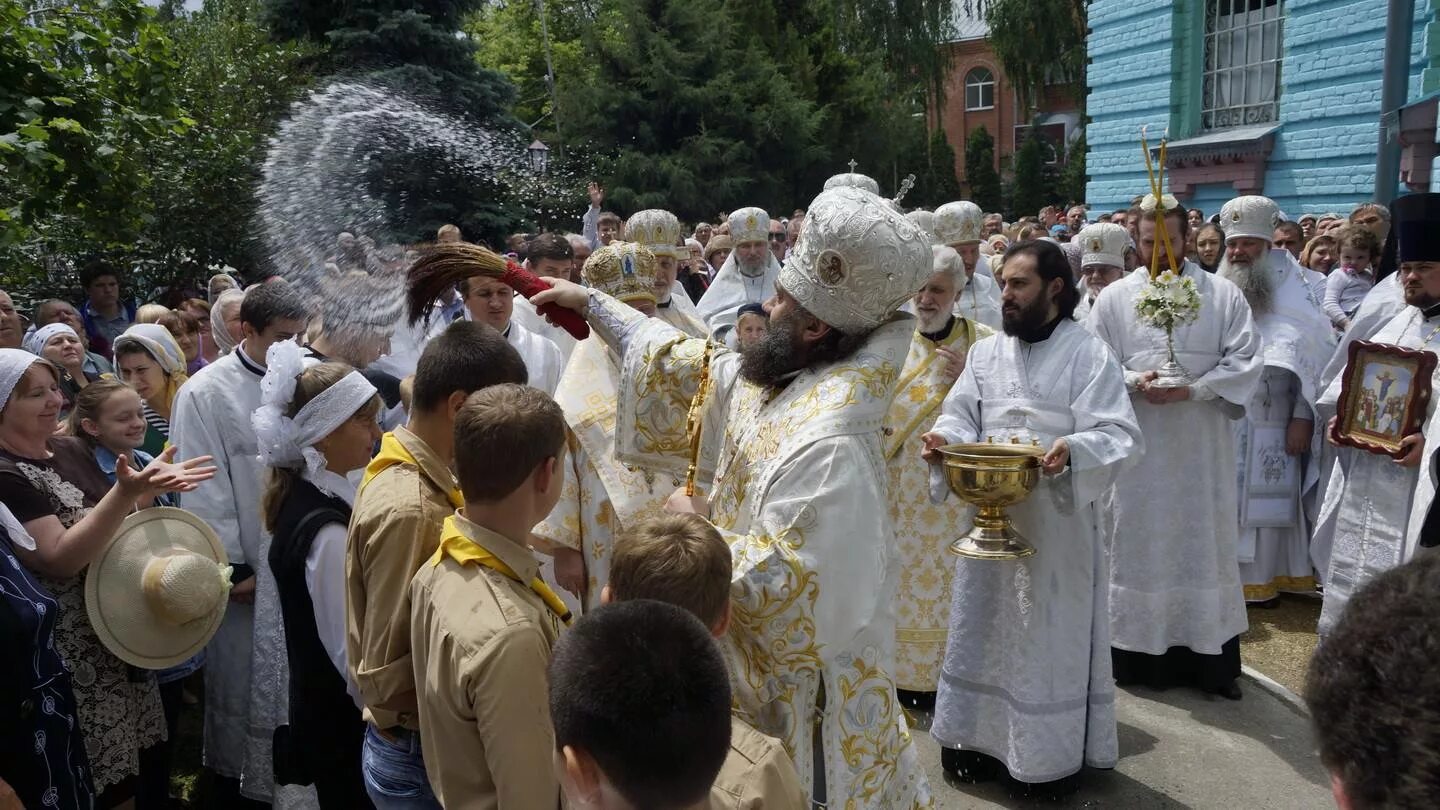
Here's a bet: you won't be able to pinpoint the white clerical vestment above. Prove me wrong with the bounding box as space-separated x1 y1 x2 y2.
590 292 932 808
657 281 709 337
1235 251 1335 601
1314 305 1440 635
505 320 564 395
928 319 1141 783
952 272 1004 332
512 296 579 360
1090 263 1263 655
170 348 305 805
697 253 781 340
883 317 991 692
533 334 679 612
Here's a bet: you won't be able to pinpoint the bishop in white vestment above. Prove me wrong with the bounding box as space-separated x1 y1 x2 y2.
171 297 313 805
1215 214 1335 603
926 241 1141 791
935 200 1004 330
698 207 782 341
535 186 934 808
883 247 992 700
1090 204 1262 697
1315 192 1440 634
626 209 710 337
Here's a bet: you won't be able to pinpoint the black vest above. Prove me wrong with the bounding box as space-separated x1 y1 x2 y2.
267 478 364 771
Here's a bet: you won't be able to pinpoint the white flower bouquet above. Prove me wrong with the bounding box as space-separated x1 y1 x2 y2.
1134 269 1203 386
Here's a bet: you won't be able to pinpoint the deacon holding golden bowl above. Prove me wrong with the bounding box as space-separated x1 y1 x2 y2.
920 240 1142 798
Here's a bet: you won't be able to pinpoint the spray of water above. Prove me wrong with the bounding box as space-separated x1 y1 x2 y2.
256 81 578 347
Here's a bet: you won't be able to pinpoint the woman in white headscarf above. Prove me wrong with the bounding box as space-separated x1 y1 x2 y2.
24 322 96 416
210 289 244 357
253 340 379 808
113 324 189 456
0 348 215 806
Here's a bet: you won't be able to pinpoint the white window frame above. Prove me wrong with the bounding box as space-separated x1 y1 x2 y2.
1202 0 1284 130
965 68 995 112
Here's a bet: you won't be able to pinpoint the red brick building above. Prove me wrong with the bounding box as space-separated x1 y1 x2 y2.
935 2 1083 196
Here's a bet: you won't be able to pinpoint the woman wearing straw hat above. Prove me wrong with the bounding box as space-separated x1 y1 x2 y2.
24 322 98 418
0 348 215 807
113 324 189 457
254 340 380 808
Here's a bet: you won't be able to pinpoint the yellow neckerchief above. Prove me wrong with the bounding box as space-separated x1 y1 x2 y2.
362 431 463 509
431 515 572 625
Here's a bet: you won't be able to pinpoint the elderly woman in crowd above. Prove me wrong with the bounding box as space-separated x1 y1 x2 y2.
209 289 244 357
25 322 97 417
0 348 213 808
113 324 188 457
208 272 240 302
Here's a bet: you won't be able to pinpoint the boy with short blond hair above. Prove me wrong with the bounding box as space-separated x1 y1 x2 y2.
409 383 571 809
603 513 806 809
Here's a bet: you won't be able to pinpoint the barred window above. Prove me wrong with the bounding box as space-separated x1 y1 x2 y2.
965 68 995 111
1203 0 1284 130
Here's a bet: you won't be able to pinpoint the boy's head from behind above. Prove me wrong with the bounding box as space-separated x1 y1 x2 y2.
602 513 732 636
413 320 527 419
548 600 732 810
453 383 566 519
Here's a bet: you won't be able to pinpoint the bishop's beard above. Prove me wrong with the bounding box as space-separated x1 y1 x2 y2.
1218 251 1274 314
736 254 769 278
739 308 865 389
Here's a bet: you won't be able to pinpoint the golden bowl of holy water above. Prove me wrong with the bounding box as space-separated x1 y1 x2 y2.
937 439 1045 560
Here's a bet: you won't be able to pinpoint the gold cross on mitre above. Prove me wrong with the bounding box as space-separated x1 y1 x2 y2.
1140 126 1182 281
847 158 858 173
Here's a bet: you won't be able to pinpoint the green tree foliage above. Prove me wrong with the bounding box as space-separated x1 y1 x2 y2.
1 0 190 280
1058 130 1087 206
559 0 823 220
1009 126 1050 219
964 125 1003 213
983 0 1086 113
140 0 320 275
906 126 962 210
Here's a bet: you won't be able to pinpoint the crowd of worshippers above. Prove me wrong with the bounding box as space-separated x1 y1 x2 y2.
1 172 1437 810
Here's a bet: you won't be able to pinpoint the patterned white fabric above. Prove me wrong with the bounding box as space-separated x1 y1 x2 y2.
929 318 1141 783
253 341 376 478
1090 262 1263 655
0 348 40 412
23 322 78 355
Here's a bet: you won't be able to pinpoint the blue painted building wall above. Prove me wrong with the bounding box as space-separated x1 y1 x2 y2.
1086 0 1434 215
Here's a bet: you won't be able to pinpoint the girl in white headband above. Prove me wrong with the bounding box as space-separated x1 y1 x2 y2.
252 339 379 806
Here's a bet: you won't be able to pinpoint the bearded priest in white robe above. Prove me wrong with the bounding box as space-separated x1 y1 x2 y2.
1072 223 1130 324
884 246 992 707
1216 197 1335 603
531 243 682 615
698 207 783 342
626 209 709 338
533 186 934 808
1090 201 1263 700
934 201 1003 329
923 240 1141 797
170 283 315 806
1315 192 1440 635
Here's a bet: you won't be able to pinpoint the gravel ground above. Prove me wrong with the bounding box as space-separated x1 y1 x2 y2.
1239 593 1323 696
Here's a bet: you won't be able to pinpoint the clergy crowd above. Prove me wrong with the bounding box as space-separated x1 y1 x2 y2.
2 166 1439 810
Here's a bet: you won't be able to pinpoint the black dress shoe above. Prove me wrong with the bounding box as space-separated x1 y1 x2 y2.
1009 772 1082 801
896 689 936 712
1209 680 1243 700
940 748 1003 783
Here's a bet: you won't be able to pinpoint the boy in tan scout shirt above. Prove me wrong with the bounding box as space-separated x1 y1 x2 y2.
408 383 572 809
601 514 806 809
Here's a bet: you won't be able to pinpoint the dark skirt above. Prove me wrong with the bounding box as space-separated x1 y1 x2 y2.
1111 636 1242 692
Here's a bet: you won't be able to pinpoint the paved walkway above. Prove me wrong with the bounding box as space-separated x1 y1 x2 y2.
909 679 1332 808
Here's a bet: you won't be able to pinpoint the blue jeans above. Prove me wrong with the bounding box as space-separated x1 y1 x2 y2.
362 725 442 810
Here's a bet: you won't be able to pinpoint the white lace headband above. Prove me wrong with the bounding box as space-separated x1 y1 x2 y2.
251 340 376 478
0 348 41 413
